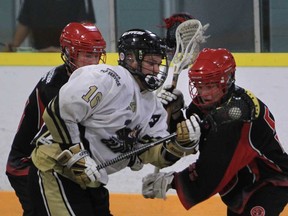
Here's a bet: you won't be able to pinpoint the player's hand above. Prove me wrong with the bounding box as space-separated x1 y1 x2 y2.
2 43 16 52
164 114 201 157
142 172 174 199
176 114 201 147
56 143 108 189
157 85 184 119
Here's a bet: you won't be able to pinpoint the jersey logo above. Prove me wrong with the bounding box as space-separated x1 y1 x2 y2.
41 69 55 84
149 114 160 127
101 68 121 86
101 125 141 153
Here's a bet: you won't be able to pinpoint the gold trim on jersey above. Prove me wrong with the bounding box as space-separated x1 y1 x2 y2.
245 90 260 118
44 98 71 144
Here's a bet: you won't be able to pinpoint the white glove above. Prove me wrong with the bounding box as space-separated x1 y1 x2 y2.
164 114 201 157
142 172 174 200
57 143 108 189
157 85 184 119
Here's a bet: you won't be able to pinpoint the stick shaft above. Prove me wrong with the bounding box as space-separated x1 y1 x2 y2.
97 133 176 170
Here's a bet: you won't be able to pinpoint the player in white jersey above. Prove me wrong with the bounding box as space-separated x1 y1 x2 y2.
28 29 201 216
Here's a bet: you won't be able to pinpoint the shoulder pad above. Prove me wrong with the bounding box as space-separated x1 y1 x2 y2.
244 90 260 119
204 88 260 130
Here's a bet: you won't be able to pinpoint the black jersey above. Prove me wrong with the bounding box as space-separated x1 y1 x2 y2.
173 86 288 214
6 64 69 176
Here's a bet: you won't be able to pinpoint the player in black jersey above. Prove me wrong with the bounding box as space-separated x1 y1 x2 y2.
5 22 106 216
142 48 288 216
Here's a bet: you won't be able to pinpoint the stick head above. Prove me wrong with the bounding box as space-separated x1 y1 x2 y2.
163 12 195 50
173 19 203 66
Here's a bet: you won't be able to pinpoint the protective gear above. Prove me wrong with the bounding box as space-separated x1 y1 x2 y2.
118 29 169 91
163 13 194 50
164 114 201 157
128 155 144 171
142 172 174 199
60 22 106 73
56 143 108 189
189 48 236 110
157 84 184 119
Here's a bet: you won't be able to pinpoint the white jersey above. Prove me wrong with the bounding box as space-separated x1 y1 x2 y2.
43 64 169 174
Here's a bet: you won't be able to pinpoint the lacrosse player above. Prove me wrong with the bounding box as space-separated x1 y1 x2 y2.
142 48 288 216
28 29 200 216
6 22 106 216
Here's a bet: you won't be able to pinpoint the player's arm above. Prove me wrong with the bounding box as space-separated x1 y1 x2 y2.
5 23 30 51
157 85 185 132
42 68 107 188
139 114 201 168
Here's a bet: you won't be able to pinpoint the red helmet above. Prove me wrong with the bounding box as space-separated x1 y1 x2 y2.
60 22 106 73
188 48 236 110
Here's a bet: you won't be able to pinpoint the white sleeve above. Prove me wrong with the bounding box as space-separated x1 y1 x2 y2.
57 65 115 143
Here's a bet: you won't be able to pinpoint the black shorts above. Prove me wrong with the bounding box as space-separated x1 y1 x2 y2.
6 172 34 216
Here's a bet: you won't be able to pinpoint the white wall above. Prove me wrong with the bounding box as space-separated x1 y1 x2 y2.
0 66 288 193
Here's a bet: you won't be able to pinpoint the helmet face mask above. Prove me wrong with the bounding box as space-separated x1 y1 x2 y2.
60 22 106 73
118 29 168 91
189 48 236 111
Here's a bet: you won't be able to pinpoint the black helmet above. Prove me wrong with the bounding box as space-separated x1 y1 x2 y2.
118 29 168 91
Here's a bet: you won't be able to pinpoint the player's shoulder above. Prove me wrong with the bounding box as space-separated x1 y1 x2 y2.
234 85 262 120
40 64 67 84
70 64 131 86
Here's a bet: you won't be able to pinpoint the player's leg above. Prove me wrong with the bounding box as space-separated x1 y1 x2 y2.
227 184 288 216
28 163 111 216
6 173 34 216
88 186 113 216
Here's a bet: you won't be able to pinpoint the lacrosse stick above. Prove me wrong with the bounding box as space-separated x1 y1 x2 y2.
166 19 209 122
155 19 209 173
96 132 176 170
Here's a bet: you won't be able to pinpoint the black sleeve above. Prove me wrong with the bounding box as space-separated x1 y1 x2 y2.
9 66 68 160
173 121 245 209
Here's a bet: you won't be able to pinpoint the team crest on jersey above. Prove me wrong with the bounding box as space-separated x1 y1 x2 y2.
101 125 141 153
101 68 121 86
250 206 265 216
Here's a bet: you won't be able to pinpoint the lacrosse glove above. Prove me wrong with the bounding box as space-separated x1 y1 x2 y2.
164 114 201 157
157 85 184 120
57 143 108 189
142 172 174 199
